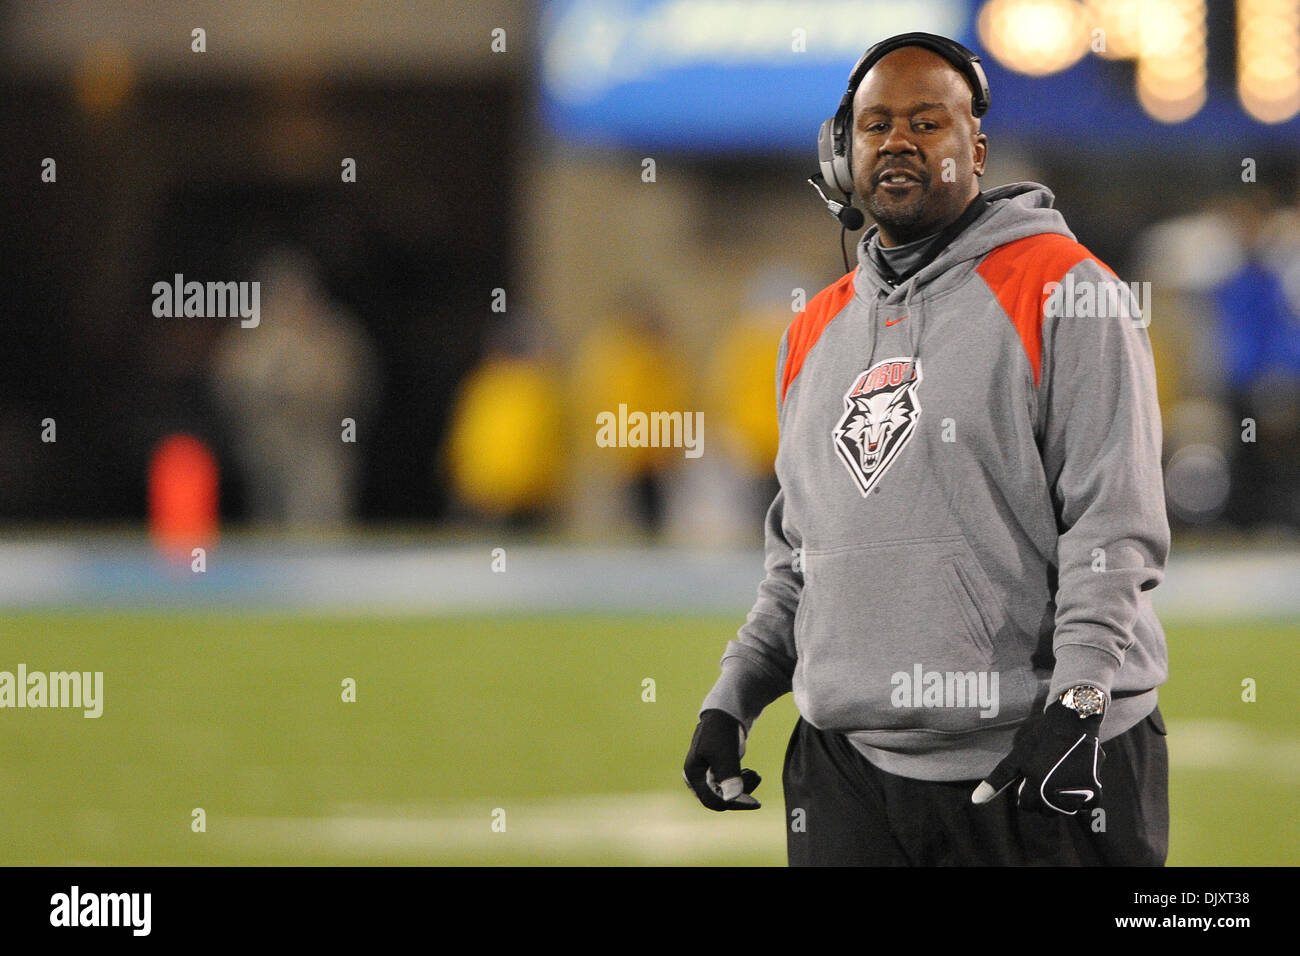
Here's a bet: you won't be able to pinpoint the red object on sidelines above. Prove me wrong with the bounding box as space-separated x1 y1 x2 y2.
148 434 219 562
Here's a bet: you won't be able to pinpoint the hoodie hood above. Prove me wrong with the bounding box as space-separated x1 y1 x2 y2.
856 182 1075 304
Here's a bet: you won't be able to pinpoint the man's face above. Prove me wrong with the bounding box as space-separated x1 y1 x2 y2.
850 46 988 246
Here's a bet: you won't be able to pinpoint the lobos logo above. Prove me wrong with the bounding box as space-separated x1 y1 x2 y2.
832 357 921 496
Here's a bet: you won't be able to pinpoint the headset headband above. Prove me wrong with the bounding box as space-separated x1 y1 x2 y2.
840 32 990 119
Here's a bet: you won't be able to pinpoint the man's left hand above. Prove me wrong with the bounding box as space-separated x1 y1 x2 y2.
971 702 1104 815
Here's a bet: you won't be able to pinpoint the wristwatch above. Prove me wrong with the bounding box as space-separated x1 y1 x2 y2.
1059 685 1106 718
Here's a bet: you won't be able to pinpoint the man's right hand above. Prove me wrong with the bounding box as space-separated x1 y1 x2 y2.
683 709 762 811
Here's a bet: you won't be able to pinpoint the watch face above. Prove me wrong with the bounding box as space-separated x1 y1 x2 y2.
1072 687 1104 715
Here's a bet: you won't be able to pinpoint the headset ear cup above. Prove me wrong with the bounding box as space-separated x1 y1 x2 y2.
818 108 855 195
835 121 854 195
817 117 839 189
818 111 856 196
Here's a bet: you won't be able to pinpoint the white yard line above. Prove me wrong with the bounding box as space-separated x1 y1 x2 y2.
218 720 1297 861
223 791 778 862
1164 718 1300 779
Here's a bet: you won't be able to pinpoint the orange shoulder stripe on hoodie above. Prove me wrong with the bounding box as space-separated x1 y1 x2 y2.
975 234 1115 387
781 270 855 402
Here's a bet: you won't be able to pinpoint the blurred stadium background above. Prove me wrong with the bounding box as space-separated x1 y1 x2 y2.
1 0 1298 865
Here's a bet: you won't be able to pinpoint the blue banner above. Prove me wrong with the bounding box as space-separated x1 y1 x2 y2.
538 0 1300 152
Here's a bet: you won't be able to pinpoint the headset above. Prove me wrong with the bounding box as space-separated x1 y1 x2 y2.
809 32 991 238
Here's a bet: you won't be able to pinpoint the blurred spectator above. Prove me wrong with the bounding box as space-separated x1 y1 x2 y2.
1135 188 1300 531
568 292 690 536
705 307 784 475
442 315 565 525
1134 202 1243 526
209 247 377 527
1208 193 1300 530
663 270 793 545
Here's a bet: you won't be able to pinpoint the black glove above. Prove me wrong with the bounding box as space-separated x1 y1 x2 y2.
971 702 1105 815
683 709 762 811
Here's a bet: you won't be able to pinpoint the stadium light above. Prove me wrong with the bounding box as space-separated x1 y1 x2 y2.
1238 0 1300 123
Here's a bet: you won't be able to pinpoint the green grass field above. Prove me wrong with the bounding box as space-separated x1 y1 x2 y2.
1 611 1295 865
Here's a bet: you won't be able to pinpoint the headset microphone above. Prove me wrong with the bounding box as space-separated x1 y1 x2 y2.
808 174 865 230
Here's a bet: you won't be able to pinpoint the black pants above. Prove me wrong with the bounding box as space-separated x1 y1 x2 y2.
783 708 1169 866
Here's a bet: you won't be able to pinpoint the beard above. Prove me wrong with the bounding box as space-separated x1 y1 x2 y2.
863 176 937 242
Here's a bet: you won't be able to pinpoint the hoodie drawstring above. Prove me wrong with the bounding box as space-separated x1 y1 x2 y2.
865 285 878 373
903 278 921 374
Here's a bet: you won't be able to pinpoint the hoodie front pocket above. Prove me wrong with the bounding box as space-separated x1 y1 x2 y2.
793 537 1016 732
945 557 996 662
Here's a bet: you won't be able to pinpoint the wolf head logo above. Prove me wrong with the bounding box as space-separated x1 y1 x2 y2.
832 358 921 496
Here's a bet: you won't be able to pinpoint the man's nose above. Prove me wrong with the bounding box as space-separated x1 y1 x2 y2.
878 123 918 155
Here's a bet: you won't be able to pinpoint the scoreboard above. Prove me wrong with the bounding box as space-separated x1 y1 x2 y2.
978 0 1299 124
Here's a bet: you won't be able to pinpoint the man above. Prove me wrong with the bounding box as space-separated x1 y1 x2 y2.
683 33 1170 866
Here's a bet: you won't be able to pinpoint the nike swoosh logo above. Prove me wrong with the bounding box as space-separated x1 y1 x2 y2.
885 316 907 327
1060 789 1095 799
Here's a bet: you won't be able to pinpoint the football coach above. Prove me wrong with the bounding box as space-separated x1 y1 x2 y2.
684 33 1171 866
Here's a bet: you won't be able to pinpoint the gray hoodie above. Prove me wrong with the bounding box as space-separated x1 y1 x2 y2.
700 182 1170 782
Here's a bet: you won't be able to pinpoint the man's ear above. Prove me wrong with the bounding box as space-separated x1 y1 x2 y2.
973 131 988 177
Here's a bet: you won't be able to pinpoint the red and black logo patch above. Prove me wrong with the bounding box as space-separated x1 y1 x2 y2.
832 357 922 496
